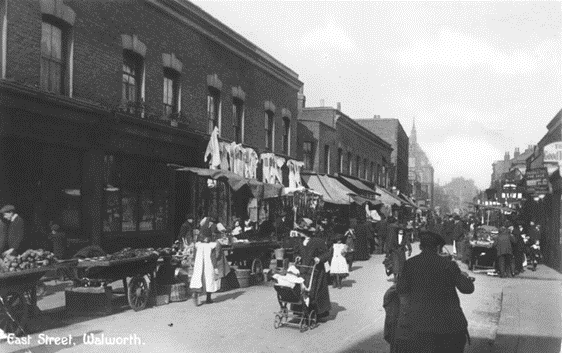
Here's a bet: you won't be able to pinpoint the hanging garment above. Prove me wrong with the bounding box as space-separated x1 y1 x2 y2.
261 153 275 184
189 242 220 293
234 145 245 177
274 156 286 185
219 142 230 171
204 127 221 169
243 148 251 179
249 149 259 179
286 160 303 189
228 142 237 173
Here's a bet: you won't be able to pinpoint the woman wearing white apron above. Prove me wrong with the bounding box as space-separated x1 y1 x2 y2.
190 218 221 305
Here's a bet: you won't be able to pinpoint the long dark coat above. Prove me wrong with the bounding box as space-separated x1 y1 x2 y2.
511 228 525 271
6 215 26 254
293 237 332 316
493 231 515 256
386 225 412 277
443 220 455 245
396 251 474 335
0 219 8 254
353 222 373 261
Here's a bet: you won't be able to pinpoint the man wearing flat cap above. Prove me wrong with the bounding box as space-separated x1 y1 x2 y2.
396 230 474 353
177 213 196 244
0 205 26 256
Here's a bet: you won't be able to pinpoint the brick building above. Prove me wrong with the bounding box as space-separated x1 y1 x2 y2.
296 101 393 189
355 115 409 195
0 0 301 252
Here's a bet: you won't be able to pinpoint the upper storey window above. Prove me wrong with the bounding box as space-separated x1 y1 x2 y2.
41 21 64 94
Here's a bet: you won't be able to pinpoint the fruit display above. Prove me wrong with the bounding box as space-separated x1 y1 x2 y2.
0 249 57 274
78 247 160 263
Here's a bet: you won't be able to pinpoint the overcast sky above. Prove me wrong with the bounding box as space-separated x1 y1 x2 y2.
191 0 562 190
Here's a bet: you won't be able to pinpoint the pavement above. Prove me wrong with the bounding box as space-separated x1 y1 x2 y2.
0 243 560 353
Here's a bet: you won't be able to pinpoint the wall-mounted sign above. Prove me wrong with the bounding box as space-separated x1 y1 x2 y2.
543 142 562 169
525 167 549 195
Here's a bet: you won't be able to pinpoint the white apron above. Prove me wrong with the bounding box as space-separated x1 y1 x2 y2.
189 242 220 293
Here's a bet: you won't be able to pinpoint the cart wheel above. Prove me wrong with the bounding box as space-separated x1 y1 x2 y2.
274 314 282 329
127 275 150 311
0 292 29 336
308 310 317 329
299 316 307 332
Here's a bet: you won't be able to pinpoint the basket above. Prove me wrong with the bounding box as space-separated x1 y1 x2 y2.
169 283 188 302
235 269 252 288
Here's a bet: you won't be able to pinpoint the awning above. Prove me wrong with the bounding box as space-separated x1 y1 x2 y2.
339 175 380 196
398 194 417 208
352 195 382 206
302 174 356 205
174 167 282 199
375 186 403 206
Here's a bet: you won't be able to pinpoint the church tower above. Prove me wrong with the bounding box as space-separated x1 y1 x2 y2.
409 117 417 158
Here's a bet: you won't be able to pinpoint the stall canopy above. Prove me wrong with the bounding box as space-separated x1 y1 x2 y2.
173 167 283 199
398 194 417 208
302 173 356 205
338 175 380 197
375 186 403 206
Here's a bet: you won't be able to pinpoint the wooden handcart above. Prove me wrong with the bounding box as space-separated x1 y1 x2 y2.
73 254 159 312
468 241 496 273
225 241 280 282
0 267 53 335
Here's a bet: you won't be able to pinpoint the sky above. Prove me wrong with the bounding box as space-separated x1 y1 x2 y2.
191 0 562 190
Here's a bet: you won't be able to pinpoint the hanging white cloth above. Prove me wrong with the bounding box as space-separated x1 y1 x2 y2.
205 127 221 169
249 149 259 179
286 160 304 189
261 153 275 183
274 156 286 184
219 142 230 170
189 242 220 293
228 142 237 173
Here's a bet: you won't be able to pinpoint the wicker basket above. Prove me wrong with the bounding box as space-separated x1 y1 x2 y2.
169 283 188 302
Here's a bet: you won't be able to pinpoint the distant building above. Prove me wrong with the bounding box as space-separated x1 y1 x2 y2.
489 146 535 208
355 115 410 195
408 119 434 208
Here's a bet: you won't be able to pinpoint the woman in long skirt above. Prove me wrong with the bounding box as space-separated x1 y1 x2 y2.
190 223 221 306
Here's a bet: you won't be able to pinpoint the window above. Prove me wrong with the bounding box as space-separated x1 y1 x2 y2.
103 155 170 233
324 145 331 174
303 142 313 170
370 162 375 182
265 111 274 151
207 88 221 134
233 99 244 143
163 68 180 118
41 21 65 94
282 117 290 155
1 0 7 79
347 152 352 175
363 158 368 179
356 156 360 177
338 148 343 173
122 50 143 113
377 164 382 185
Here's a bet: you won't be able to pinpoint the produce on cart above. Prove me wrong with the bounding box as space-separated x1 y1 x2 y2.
0 250 63 336
468 226 498 272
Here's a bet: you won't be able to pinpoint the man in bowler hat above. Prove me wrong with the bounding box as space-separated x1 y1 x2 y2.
0 205 26 256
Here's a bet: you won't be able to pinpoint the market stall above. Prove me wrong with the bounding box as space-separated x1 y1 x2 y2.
467 225 498 273
0 250 67 335
69 248 160 312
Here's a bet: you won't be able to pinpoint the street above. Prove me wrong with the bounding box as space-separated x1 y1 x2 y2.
1 244 508 353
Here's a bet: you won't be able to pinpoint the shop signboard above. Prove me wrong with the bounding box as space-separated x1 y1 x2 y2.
543 142 562 169
525 167 549 195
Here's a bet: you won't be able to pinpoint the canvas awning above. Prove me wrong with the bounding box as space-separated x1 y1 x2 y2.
302 174 356 205
174 167 282 199
375 186 403 206
339 175 380 196
399 194 417 208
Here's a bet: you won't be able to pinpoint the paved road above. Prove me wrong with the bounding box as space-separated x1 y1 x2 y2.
1 244 506 353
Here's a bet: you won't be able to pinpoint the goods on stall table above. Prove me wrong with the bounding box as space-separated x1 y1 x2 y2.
77 247 159 264
0 249 58 273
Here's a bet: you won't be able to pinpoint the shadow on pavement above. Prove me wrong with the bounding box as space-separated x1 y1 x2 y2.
350 266 363 272
339 279 357 288
322 302 346 322
8 330 103 353
213 290 246 303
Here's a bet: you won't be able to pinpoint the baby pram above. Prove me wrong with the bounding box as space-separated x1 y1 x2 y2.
273 263 319 333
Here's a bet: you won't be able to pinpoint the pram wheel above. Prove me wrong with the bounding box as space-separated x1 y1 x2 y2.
274 314 282 329
308 310 317 330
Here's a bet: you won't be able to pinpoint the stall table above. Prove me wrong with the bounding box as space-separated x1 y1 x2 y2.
468 241 496 273
73 254 159 312
224 241 280 280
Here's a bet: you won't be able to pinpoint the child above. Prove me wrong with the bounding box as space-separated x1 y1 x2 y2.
330 237 349 289
345 228 355 272
529 240 543 271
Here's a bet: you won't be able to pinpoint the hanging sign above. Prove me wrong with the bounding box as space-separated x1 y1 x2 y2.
543 142 562 169
525 167 549 195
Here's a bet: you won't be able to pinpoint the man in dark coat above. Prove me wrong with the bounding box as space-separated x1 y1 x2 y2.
353 220 373 261
385 224 412 281
443 215 455 245
375 216 389 255
0 218 8 254
177 213 196 244
493 227 516 278
1 205 26 255
396 231 474 353
452 216 465 257
511 224 526 275
527 221 541 243
293 226 332 318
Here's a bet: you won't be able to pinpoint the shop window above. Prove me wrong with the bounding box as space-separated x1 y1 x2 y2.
370 162 375 182
347 152 352 175
233 98 244 143
103 154 170 233
363 158 368 179
41 20 67 94
265 111 274 151
163 68 180 118
355 156 360 177
303 142 313 170
324 145 331 174
122 50 144 113
207 88 221 135
282 117 290 155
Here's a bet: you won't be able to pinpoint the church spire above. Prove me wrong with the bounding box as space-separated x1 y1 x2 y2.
411 117 417 146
